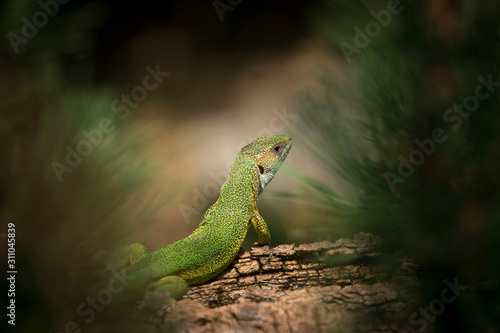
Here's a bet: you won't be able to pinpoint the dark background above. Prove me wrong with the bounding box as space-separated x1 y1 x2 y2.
1 0 499 332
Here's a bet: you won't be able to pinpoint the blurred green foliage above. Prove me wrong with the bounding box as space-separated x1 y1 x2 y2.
292 0 500 331
0 2 176 332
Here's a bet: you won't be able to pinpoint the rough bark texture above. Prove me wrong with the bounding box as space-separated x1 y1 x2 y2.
108 233 427 333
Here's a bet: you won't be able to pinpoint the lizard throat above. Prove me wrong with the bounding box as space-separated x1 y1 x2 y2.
258 170 276 194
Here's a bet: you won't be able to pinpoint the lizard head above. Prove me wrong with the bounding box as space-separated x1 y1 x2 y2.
241 135 292 194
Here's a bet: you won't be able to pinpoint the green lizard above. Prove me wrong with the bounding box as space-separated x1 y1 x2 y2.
110 135 292 301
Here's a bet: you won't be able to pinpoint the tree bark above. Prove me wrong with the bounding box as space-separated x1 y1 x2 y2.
112 233 426 333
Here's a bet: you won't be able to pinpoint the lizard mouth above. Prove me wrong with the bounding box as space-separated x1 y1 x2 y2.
281 138 292 159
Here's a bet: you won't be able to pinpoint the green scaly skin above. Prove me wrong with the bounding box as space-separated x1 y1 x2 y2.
110 135 292 301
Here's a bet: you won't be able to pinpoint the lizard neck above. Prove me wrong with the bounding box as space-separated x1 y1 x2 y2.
220 155 259 204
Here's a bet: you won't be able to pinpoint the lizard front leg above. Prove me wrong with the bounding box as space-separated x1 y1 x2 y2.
250 211 271 246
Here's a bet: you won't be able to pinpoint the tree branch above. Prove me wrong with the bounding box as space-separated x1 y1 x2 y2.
115 233 425 332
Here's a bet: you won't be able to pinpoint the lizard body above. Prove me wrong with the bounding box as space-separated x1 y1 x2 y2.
111 135 292 300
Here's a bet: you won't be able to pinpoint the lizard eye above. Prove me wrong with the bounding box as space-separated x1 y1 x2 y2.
273 145 282 153
258 165 265 174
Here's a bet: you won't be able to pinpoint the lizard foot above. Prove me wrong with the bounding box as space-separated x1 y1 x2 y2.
107 242 149 271
151 276 189 300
